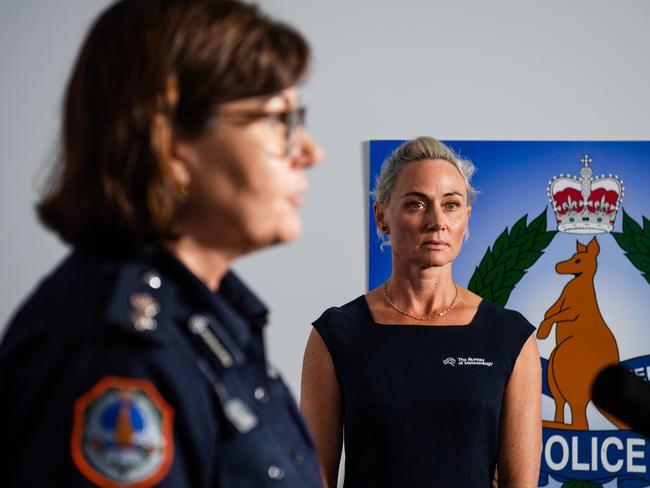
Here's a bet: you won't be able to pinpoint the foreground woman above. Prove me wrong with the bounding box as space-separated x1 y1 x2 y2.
0 1 323 486
301 137 541 487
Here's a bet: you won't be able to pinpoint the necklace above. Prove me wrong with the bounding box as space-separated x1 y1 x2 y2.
383 280 459 321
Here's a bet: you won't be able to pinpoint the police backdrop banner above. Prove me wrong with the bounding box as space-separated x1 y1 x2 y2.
368 140 650 488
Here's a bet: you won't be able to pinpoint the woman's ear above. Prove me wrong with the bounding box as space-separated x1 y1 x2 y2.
463 206 472 242
374 202 389 234
169 150 192 190
152 114 193 198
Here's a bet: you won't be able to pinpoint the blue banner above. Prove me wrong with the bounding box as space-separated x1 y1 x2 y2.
369 140 650 487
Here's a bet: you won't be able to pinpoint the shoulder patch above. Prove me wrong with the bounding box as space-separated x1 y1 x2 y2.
71 376 174 488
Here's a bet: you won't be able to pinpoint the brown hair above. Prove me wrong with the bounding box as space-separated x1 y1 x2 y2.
37 0 310 248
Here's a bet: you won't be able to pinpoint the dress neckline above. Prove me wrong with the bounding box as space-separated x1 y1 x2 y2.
360 294 485 329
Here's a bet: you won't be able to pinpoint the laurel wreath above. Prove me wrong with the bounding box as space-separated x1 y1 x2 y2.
611 209 650 285
467 208 557 305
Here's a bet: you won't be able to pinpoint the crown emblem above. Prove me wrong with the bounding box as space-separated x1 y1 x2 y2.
548 155 624 234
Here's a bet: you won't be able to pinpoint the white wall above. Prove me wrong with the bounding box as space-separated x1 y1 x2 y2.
2 0 649 433
241 0 650 398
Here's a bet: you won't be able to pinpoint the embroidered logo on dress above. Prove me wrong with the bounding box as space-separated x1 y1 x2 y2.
443 356 493 367
457 356 494 367
443 357 456 366
71 376 174 488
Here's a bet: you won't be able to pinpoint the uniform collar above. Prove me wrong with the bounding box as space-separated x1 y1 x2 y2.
150 246 269 339
217 271 269 330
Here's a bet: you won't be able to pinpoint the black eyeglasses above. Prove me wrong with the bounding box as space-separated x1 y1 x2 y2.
217 106 306 156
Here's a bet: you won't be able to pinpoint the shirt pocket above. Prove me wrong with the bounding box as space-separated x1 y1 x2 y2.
218 426 286 488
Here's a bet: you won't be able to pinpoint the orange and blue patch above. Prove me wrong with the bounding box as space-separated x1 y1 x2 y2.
71 376 174 488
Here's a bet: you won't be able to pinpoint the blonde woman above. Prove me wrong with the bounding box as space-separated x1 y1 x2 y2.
301 137 541 487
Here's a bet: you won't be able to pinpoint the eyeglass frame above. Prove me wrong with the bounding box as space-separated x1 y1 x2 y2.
214 105 307 157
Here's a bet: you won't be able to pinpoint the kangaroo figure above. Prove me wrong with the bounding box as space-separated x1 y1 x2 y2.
537 237 628 430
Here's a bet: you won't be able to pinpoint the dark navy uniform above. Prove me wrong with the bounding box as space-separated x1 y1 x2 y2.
0 246 321 487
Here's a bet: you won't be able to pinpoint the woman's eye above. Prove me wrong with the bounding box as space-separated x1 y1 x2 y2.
407 201 425 209
266 115 284 130
444 201 461 210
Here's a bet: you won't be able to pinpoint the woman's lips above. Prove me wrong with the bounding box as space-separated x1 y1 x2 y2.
422 240 448 249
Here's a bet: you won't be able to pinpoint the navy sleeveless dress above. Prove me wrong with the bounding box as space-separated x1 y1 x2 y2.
312 296 534 488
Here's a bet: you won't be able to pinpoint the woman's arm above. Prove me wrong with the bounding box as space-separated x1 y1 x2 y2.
498 333 542 487
300 328 343 488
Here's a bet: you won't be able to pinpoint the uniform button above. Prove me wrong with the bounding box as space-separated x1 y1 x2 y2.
143 270 162 289
292 451 305 466
267 465 285 480
266 363 280 379
254 386 270 403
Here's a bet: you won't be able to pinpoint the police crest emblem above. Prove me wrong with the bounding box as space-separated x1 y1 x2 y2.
369 140 650 487
71 376 174 488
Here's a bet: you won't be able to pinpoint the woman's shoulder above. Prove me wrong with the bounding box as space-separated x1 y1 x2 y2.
1 248 176 355
311 295 369 350
3 251 104 337
477 298 536 355
479 298 534 329
313 295 368 325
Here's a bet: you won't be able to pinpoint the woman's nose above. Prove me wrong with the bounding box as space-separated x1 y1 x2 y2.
425 205 446 230
291 128 324 168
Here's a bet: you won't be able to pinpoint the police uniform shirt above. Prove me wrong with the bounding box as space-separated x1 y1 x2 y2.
0 246 321 487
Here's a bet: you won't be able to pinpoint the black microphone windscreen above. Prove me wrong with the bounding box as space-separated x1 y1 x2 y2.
592 364 650 439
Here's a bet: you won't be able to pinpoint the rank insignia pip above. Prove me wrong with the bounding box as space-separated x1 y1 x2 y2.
71 376 174 488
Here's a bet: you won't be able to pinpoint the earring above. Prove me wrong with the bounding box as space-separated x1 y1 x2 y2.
176 182 189 202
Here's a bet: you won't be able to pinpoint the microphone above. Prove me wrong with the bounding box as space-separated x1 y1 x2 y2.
592 364 650 439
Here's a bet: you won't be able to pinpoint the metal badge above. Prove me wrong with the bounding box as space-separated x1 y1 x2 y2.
130 293 160 331
188 315 234 368
223 397 258 434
